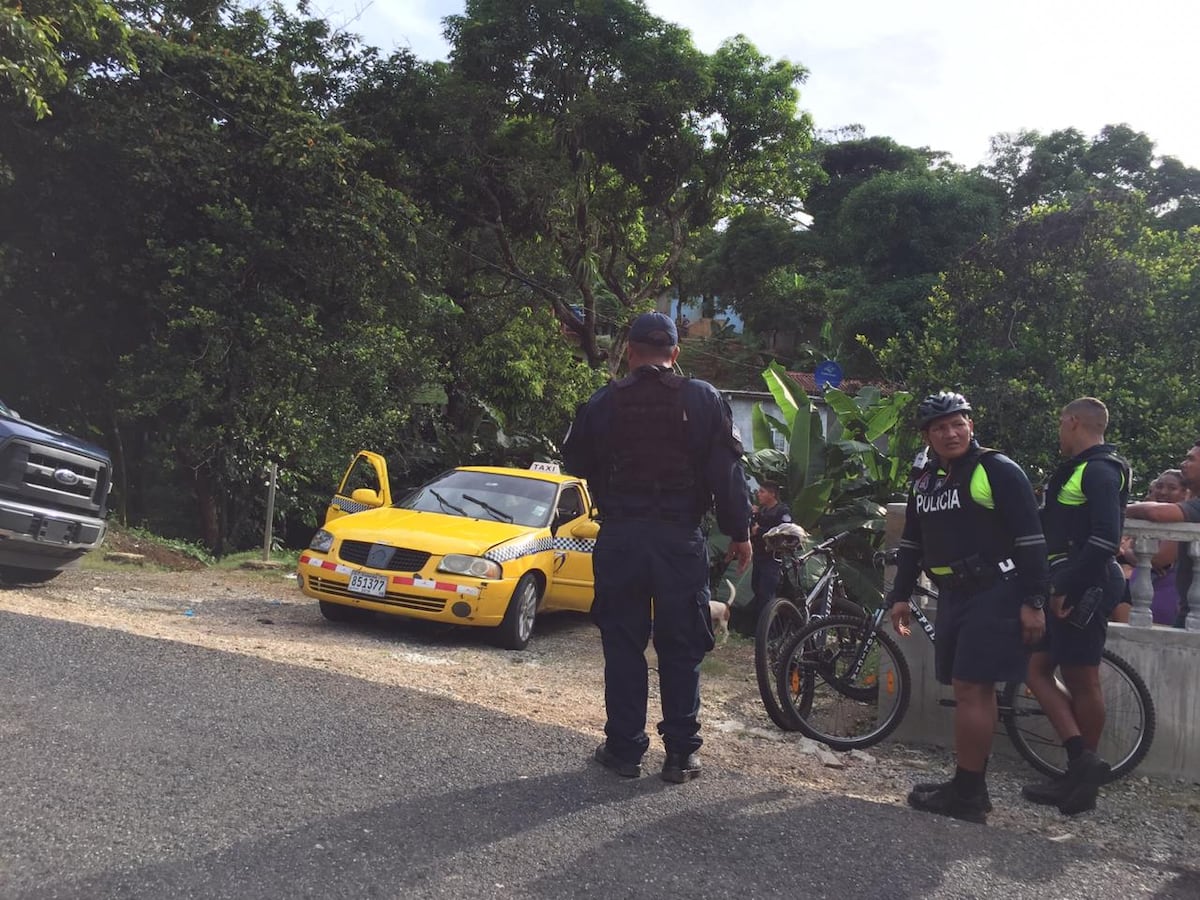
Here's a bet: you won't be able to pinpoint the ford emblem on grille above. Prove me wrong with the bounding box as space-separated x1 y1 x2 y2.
53 468 80 487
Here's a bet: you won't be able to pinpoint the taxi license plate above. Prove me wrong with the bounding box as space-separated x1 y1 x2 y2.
348 572 387 598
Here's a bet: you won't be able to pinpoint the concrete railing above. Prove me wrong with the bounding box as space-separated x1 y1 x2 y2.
1123 517 1199 629
883 504 1200 780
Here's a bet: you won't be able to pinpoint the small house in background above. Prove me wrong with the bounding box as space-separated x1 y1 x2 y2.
722 371 894 456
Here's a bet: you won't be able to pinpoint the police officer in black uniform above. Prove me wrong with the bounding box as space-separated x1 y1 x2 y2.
888 392 1049 822
563 312 752 783
1022 397 1130 815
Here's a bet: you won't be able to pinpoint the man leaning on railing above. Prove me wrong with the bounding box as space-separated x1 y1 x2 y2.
1125 442 1200 628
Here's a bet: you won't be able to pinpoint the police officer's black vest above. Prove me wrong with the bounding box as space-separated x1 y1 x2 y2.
604 366 699 515
1042 444 1131 559
912 443 1013 570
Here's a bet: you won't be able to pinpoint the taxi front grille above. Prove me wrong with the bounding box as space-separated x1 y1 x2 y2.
308 576 447 613
338 541 431 572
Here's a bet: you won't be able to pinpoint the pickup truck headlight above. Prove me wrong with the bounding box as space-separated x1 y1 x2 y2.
440 554 501 579
308 529 335 553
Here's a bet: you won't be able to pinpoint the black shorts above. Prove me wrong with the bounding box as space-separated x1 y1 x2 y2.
934 579 1029 686
1037 561 1124 667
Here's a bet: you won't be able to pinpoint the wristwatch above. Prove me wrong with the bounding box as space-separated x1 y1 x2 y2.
1023 595 1047 610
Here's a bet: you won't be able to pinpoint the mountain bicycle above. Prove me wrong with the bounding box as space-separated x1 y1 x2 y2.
774 574 1156 781
751 528 868 730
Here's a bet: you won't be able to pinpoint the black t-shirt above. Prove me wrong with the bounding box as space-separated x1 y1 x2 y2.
751 501 793 558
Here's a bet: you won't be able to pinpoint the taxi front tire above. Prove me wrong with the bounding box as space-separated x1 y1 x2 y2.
495 573 541 650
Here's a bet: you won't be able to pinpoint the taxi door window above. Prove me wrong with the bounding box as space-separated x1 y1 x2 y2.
339 457 382 495
557 485 585 521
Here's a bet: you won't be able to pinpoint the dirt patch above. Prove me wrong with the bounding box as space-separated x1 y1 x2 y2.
1 561 1197 868
99 525 208 571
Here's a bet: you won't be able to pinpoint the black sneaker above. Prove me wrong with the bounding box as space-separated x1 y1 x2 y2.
1021 777 1069 807
662 752 701 784
912 778 994 813
906 783 989 824
1057 750 1111 816
593 743 642 778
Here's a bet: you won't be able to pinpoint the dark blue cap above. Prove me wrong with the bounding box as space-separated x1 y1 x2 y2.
628 312 678 347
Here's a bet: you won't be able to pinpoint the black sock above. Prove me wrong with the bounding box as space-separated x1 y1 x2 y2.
952 766 986 794
1064 735 1085 762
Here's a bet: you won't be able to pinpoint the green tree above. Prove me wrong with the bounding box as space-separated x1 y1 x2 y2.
346 0 817 374
0 0 133 119
879 192 1200 484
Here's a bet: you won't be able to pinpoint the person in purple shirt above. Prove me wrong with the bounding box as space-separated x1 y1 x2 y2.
1126 444 1200 628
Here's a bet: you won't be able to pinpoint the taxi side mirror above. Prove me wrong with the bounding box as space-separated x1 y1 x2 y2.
570 520 600 541
350 487 383 507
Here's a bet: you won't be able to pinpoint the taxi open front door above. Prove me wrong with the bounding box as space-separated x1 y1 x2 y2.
323 451 391 525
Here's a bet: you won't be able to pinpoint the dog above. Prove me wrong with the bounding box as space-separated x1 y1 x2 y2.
709 579 736 645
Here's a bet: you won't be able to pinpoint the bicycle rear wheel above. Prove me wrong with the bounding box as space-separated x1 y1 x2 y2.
754 597 807 730
774 614 911 751
1002 648 1156 781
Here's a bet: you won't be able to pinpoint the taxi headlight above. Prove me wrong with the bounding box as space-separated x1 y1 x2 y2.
440 554 501 579
308 529 335 553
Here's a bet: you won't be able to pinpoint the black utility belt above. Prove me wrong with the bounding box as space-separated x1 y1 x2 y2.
929 557 1016 591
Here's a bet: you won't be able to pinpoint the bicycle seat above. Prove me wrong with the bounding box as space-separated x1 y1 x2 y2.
764 522 809 553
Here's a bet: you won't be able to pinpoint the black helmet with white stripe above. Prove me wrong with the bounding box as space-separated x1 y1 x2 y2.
917 392 972 429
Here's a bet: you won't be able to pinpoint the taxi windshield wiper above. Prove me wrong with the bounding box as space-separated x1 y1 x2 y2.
429 489 468 517
461 493 514 523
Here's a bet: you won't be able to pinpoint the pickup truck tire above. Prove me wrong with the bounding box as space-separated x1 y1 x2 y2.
0 566 63 585
494 573 541 650
318 599 368 623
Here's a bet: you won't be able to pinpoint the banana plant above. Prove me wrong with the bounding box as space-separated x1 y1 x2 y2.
744 361 914 605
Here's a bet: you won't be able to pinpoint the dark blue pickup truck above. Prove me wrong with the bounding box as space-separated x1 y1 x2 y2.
0 399 112 584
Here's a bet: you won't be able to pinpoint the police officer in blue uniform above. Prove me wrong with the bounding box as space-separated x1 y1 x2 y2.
563 312 752 783
888 392 1049 822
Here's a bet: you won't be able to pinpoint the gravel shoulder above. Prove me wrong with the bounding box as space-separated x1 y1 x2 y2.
2 560 1197 870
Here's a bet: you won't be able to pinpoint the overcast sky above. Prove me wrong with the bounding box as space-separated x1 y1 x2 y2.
307 0 1199 169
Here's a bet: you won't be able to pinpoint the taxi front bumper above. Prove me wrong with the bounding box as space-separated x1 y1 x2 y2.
296 553 509 626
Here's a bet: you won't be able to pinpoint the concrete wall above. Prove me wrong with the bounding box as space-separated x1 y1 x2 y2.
884 504 1200 782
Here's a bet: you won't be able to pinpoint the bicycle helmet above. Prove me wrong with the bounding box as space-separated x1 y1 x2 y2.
763 522 809 553
917 391 972 429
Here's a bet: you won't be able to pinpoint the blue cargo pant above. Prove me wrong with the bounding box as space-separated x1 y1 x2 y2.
590 519 715 762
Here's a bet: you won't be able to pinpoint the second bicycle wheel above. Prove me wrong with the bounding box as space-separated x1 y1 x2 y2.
754 597 807 730
774 615 911 751
1002 648 1156 781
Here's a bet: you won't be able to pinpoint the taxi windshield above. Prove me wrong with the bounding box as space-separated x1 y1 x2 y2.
401 470 558 528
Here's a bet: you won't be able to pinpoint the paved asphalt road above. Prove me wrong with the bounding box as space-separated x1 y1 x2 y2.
1 610 1196 899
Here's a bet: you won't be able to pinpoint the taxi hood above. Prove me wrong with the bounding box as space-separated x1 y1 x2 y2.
327 507 539 557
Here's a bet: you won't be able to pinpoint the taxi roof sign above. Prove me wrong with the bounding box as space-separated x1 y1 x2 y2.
529 461 561 474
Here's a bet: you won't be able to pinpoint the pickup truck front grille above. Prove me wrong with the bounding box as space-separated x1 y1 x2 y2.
0 440 110 515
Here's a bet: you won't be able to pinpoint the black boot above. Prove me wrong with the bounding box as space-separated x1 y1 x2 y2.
662 752 701 783
1021 776 1069 806
907 780 989 824
1056 750 1111 815
912 778 994 813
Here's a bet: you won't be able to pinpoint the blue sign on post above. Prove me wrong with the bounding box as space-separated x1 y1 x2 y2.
814 360 844 390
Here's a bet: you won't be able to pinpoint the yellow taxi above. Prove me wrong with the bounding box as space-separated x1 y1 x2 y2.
297 453 599 649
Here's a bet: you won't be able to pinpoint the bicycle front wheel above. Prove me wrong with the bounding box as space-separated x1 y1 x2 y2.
1002 648 1156 781
774 615 911 751
754 597 807 730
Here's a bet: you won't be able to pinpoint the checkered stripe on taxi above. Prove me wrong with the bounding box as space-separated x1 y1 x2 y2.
298 554 480 596
483 535 594 564
332 497 373 514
